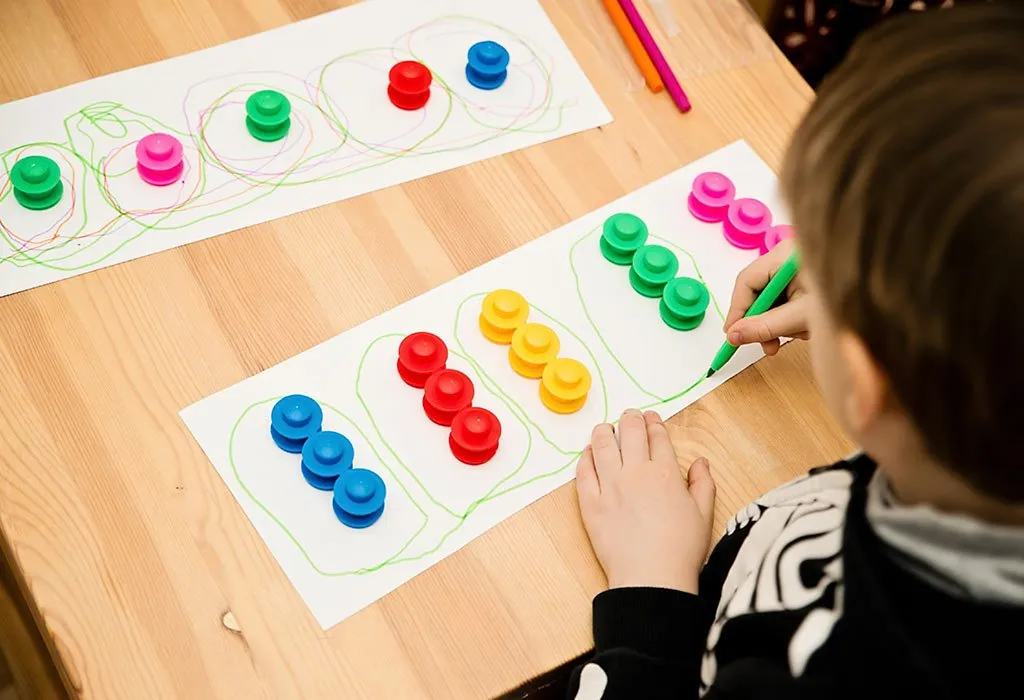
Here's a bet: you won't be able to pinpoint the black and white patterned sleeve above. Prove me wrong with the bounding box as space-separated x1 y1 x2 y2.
565 587 713 700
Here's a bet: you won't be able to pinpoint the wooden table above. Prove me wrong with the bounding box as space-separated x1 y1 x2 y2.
0 1 852 697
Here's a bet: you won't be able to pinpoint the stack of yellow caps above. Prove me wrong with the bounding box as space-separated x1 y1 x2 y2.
540 358 592 414
508 323 560 378
479 290 529 343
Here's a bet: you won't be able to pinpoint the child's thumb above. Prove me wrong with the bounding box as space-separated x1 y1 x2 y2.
687 457 716 523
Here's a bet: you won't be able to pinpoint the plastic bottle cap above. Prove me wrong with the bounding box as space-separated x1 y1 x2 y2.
723 198 773 250
466 41 510 90
540 358 592 413
270 394 323 452
473 42 508 67
509 324 560 378
389 61 432 110
136 134 184 186
397 332 448 387
449 407 501 465
391 61 431 93
248 90 289 120
600 213 649 265
245 90 291 142
630 245 680 297
687 172 736 223
423 369 475 425
479 290 530 343
300 431 354 490
11 155 63 209
660 277 710 330
310 432 347 465
333 469 386 527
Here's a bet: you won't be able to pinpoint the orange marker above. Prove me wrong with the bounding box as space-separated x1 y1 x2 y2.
602 0 664 93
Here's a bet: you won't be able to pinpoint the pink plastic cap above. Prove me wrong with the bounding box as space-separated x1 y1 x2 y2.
136 133 184 187
687 172 736 223
723 198 772 250
760 224 796 255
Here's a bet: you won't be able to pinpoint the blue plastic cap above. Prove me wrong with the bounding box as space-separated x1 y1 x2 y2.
332 468 386 528
300 430 354 490
270 394 323 453
466 41 509 90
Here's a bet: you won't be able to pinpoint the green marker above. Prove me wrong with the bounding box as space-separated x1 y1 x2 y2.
707 249 800 377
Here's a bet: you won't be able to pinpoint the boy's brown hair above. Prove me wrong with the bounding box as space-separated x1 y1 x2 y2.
782 3 1024 501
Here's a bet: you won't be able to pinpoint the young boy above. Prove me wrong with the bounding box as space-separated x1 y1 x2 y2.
568 5 1024 698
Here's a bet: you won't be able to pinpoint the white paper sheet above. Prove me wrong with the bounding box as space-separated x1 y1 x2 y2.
180 141 791 629
0 0 610 297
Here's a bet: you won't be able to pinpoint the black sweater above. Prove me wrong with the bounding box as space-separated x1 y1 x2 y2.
562 455 1023 699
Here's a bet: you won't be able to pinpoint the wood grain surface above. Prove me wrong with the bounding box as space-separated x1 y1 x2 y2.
0 0 852 698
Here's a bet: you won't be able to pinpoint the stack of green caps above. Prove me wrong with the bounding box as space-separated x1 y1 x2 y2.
245 90 292 142
660 277 709 330
629 244 679 298
600 213 649 265
10 155 63 210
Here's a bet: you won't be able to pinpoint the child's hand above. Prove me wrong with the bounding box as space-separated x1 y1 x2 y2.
724 239 810 356
576 410 716 594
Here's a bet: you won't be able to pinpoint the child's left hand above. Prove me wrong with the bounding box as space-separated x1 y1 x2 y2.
576 409 716 594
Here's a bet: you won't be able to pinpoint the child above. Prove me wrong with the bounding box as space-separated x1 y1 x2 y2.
568 4 1024 698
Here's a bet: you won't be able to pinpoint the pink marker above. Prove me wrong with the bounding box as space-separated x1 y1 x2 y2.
688 172 736 222
136 133 184 187
617 0 691 113
723 198 772 250
761 224 796 255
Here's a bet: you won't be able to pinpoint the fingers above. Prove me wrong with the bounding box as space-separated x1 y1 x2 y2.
575 445 600 504
724 244 793 331
686 458 717 525
590 422 621 484
618 409 649 465
643 411 676 465
727 295 809 347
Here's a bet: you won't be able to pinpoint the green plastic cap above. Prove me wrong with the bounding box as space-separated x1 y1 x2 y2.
629 245 679 297
600 213 649 265
245 90 292 142
10 155 63 210
659 277 709 330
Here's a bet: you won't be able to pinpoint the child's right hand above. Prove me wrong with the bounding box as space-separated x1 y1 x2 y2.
724 239 810 355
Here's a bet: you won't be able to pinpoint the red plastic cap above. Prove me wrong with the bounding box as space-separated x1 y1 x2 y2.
449 407 501 465
388 61 432 110
397 332 448 388
422 369 474 426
